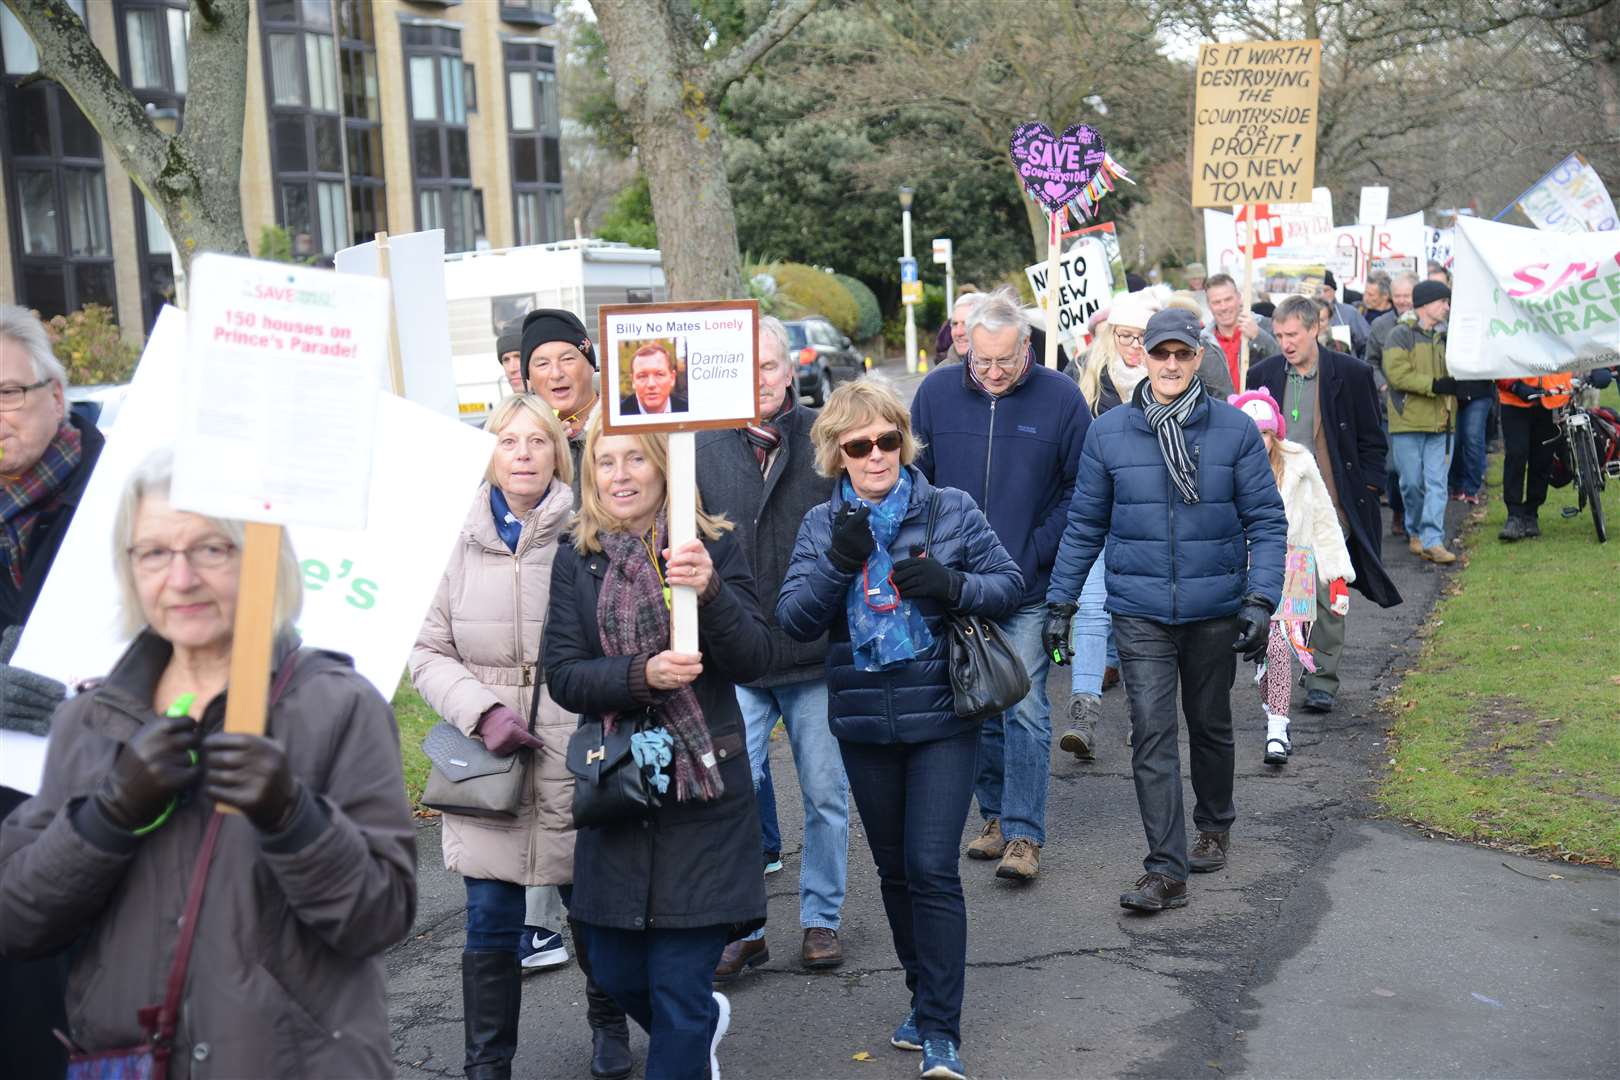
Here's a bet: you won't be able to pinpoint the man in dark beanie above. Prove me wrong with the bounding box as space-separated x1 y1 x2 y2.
496 318 525 395
520 308 599 483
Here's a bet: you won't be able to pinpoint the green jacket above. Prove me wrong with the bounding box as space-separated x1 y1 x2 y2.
1382 313 1454 434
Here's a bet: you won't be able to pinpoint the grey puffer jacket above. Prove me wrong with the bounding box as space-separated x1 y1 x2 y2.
0 634 416 1078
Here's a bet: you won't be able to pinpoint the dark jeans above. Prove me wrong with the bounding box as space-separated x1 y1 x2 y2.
582 923 732 1080
1501 404 1558 521
840 728 978 1045
757 761 781 856
1113 614 1239 881
1449 396 1492 496
465 876 528 954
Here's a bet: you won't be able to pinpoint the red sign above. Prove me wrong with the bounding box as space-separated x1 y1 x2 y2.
1234 204 1282 258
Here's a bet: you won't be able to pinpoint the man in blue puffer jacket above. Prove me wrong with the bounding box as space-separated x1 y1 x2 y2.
1043 308 1287 913
911 287 1089 883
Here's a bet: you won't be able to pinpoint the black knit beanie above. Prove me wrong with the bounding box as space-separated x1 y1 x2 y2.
520 308 596 369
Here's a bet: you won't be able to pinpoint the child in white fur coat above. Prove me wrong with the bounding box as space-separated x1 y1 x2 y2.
1228 389 1354 766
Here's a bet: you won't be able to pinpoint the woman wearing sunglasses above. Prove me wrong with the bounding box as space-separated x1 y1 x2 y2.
777 380 1022 1080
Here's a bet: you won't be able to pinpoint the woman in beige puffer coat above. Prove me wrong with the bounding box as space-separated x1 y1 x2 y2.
411 394 631 1080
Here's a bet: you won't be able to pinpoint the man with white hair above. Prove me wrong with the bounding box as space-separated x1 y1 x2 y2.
911 286 1090 882
0 303 106 1076
934 291 981 366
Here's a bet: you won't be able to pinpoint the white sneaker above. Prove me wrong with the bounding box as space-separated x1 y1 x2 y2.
710 990 730 1079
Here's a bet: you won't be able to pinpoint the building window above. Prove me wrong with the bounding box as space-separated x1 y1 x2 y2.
337 0 386 246
116 0 188 330
500 1 556 28
261 0 348 257
505 39 562 246
404 20 480 252
1 1 116 319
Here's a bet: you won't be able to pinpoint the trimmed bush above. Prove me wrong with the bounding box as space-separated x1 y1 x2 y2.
834 274 882 341
769 263 860 339
41 305 139 386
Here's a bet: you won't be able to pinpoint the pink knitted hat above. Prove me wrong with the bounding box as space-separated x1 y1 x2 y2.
1228 388 1286 439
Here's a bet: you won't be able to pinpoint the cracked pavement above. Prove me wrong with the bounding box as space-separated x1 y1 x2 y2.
387 499 1619 1079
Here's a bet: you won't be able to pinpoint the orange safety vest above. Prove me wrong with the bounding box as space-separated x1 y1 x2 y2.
1497 373 1572 410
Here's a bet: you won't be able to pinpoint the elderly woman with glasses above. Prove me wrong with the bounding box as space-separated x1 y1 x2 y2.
0 449 416 1077
777 380 1021 1080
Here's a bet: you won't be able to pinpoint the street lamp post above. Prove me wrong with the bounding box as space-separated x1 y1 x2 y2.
900 186 917 374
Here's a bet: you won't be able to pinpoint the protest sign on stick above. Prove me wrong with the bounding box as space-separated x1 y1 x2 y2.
1192 39 1321 208
1009 122 1132 367
335 228 459 415
599 300 760 652
1509 153 1619 234
1024 236 1113 353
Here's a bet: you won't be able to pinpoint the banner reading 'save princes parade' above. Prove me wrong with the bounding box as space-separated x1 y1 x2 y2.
1448 217 1620 378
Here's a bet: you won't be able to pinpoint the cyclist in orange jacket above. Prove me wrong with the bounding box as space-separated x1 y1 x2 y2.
1496 373 1572 541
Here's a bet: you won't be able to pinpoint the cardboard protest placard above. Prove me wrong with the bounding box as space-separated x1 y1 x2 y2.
1447 217 1620 378
1426 227 1455 273
1358 186 1389 227
1 306 495 795
1024 236 1114 352
1515 153 1619 234
175 254 389 532
1065 221 1127 297
1330 212 1426 291
1204 189 1334 277
334 229 460 419
1192 39 1321 207
598 301 759 434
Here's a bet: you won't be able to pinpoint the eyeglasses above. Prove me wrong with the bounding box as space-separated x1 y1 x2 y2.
1112 330 1144 347
1148 347 1198 363
840 430 903 458
969 354 1023 376
0 379 50 411
127 541 238 574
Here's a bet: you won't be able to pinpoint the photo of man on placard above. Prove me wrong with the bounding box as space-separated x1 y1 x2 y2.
619 339 689 415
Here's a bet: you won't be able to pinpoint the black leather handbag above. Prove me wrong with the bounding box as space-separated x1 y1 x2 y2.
923 492 1031 722
566 709 661 828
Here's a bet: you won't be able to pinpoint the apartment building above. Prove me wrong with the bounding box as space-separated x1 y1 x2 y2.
0 0 565 336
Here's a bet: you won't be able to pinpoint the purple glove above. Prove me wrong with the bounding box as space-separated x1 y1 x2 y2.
478 705 543 756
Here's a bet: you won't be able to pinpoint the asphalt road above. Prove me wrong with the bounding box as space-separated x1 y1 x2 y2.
387 385 1619 1079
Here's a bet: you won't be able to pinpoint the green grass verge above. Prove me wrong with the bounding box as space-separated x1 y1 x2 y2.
392 675 436 810
1379 387 1620 865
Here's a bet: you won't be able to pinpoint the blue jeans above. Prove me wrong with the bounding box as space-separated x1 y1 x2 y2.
974 602 1052 846
1448 396 1491 497
465 877 527 955
1069 559 1114 698
840 728 978 1045
757 763 781 856
737 681 849 932
582 923 732 1080
1391 432 1453 548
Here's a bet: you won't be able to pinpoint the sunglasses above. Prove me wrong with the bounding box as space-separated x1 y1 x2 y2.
841 430 904 458
1148 346 1198 363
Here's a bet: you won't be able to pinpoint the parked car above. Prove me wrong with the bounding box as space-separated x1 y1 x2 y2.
784 317 863 406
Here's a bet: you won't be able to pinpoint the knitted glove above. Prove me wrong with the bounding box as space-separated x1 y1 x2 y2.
0 626 67 737
827 503 875 572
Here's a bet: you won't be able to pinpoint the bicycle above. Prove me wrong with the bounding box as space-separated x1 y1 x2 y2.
1549 370 1620 543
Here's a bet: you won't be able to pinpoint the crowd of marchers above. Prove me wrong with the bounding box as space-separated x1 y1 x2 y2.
0 256 1605 1080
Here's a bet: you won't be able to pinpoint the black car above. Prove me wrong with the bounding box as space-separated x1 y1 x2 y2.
785 318 863 406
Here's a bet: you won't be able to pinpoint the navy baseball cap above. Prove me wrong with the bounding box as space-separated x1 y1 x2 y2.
1143 308 1203 353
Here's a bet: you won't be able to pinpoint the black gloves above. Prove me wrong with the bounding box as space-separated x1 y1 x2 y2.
95 714 202 832
202 732 302 833
1232 594 1273 663
0 626 67 737
892 556 962 606
1043 603 1078 666
1508 380 1545 401
827 503 875 572
1431 376 1459 396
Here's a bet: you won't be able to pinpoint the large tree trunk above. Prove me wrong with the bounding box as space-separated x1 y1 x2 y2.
5 0 249 298
589 0 817 301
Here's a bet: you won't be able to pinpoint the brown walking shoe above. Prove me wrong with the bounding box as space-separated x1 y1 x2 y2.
1188 830 1229 873
995 837 1041 880
800 927 844 970
1408 534 1424 555
965 817 1005 860
712 937 768 983
1422 544 1457 564
1119 872 1188 912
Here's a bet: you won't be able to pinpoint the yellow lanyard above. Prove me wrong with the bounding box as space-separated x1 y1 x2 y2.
639 528 671 610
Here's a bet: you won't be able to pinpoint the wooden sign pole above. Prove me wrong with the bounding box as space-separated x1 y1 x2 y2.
375 231 407 396
1238 204 1255 388
1043 208 1063 369
667 432 698 653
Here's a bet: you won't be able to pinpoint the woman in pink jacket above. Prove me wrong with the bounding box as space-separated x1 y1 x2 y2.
412 395 630 1080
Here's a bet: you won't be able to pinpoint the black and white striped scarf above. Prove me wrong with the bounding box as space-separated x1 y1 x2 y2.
1133 375 1204 504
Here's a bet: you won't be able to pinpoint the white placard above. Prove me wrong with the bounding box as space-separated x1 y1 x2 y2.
1517 153 1619 234
2 306 495 795
174 254 390 531
1329 213 1428 291
1448 217 1620 378
932 238 953 264
1426 227 1455 272
1024 237 1113 352
334 229 461 419
1203 187 1336 277
599 301 760 434
1358 186 1390 226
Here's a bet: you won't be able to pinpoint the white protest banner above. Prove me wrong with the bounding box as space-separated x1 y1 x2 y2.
1205 188 1334 278
175 254 388 531
1358 186 1389 226
1025 236 1113 352
1192 39 1321 207
600 300 760 434
1448 217 1620 378
1515 153 1619 234
2 306 495 795
335 229 460 419
1331 211 1427 291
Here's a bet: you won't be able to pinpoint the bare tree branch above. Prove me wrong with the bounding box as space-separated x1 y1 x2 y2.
706 0 821 102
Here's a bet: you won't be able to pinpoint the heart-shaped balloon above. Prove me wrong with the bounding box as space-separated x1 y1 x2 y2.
1009 122 1109 213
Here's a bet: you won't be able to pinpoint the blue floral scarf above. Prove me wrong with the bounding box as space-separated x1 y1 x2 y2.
843 470 934 671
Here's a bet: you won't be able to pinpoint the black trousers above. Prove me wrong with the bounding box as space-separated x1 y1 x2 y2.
1501 404 1558 520
0 785 68 1080
1113 615 1239 882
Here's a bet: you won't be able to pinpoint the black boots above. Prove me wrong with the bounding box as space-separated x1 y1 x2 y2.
463 951 521 1079
572 917 633 1080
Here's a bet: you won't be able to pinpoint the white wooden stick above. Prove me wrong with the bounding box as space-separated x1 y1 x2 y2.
668 431 699 654
1044 209 1063 369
